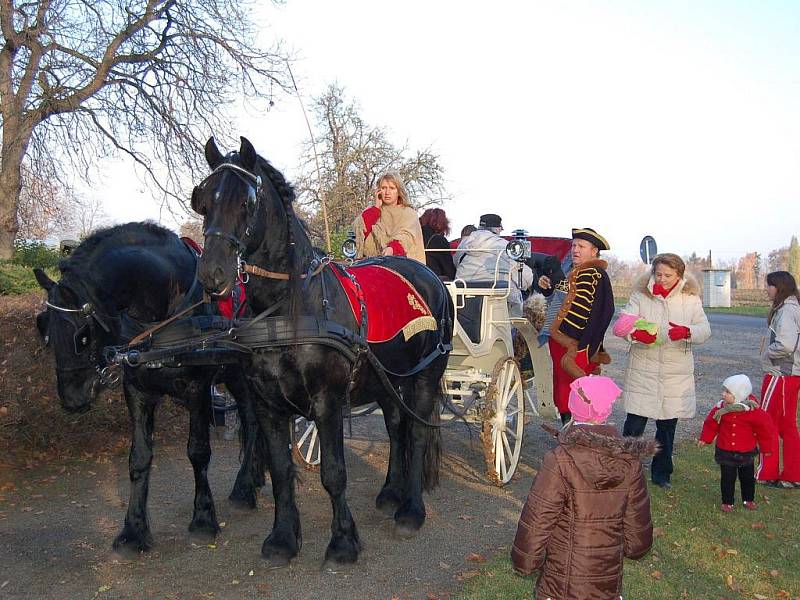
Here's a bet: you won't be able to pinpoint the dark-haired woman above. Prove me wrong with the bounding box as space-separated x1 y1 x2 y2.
419 208 455 280
614 253 711 489
756 271 800 489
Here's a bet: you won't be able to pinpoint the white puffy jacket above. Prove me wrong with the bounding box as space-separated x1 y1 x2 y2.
761 295 800 376
615 275 711 420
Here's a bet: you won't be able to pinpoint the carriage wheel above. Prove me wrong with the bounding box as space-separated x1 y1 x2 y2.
480 358 525 486
291 417 320 471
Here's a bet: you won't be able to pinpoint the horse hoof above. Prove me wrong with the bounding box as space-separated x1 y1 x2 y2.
375 490 402 516
394 506 425 538
324 536 361 565
261 544 295 568
189 516 220 537
394 522 421 540
112 530 152 554
228 489 258 510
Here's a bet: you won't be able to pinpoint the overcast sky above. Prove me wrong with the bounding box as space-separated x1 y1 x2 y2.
91 1 800 262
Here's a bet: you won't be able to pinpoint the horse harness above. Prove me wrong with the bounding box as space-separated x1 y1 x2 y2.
105 255 453 427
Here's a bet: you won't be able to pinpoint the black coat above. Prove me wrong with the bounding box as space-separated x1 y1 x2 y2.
421 225 455 280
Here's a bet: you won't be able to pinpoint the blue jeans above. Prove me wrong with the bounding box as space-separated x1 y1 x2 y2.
623 414 678 484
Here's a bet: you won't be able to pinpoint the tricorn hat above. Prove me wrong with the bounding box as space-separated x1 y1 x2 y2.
479 213 502 229
572 227 610 251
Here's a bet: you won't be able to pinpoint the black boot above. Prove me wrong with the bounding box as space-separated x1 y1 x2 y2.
560 412 572 425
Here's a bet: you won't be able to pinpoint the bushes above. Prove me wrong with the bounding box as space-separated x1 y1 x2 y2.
0 240 60 295
12 239 61 269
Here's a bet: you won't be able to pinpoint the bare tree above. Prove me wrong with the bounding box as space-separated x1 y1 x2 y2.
17 163 78 239
767 245 789 273
295 84 448 243
73 194 108 238
179 213 203 244
0 0 288 258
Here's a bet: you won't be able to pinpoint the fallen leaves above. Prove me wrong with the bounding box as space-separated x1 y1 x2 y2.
650 570 662 580
466 552 486 563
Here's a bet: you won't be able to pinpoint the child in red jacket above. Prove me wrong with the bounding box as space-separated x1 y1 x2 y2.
698 374 778 512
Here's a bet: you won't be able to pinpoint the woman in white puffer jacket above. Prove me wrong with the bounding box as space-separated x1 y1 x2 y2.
614 253 711 488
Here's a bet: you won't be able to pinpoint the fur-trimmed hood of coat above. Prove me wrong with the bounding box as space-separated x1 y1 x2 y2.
543 422 658 489
635 273 701 299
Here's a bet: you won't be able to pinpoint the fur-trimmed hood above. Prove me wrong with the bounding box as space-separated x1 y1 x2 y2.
635 273 700 299
543 422 658 489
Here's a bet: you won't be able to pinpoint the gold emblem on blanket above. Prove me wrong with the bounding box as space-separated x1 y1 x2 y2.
407 293 425 314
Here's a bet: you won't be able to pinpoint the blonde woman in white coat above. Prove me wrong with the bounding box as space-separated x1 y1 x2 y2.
615 253 711 489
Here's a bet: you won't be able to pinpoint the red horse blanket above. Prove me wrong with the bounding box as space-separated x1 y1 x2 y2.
332 264 437 344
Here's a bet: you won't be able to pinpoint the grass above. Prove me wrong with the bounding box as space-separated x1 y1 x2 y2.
455 441 800 599
704 305 770 317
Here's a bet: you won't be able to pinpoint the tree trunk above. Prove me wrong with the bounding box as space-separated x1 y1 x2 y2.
0 124 31 259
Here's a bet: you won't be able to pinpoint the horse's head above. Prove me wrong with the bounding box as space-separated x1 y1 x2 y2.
192 136 268 298
34 268 114 413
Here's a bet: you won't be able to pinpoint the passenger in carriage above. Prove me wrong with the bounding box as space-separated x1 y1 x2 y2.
351 171 426 262
538 228 615 425
419 207 456 280
453 213 533 318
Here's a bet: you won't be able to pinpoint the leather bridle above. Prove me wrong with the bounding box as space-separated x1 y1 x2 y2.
44 286 120 386
198 161 262 257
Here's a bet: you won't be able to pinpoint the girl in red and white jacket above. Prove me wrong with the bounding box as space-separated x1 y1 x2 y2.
698 374 777 513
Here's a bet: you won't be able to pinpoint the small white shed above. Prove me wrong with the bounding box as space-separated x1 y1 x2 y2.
702 269 731 308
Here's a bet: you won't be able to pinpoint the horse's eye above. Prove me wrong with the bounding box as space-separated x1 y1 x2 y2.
73 324 91 353
245 187 257 213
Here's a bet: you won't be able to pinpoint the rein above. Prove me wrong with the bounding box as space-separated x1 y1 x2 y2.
127 298 207 347
243 256 329 281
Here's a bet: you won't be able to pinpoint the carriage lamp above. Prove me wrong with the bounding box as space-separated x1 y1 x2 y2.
342 230 357 260
505 229 531 262
81 303 94 315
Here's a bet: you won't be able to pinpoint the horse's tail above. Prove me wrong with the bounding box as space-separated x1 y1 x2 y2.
240 416 270 489
421 390 442 491
403 374 443 492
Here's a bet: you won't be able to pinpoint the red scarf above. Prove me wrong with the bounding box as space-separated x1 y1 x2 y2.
653 281 678 298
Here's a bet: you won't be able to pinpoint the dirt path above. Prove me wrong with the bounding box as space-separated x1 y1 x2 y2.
0 314 763 600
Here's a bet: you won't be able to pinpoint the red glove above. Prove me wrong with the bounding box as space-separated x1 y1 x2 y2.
387 240 406 256
361 206 381 236
668 322 691 341
631 329 657 344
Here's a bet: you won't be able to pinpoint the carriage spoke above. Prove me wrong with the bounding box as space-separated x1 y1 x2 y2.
508 379 521 401
305 426 319 463
501 365 513 405
297 422 314 446
503 433 513 459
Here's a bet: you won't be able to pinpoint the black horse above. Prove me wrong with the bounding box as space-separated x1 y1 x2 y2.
34 222 268 552
190 137 454 566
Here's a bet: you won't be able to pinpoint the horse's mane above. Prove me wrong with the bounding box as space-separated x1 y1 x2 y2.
255 155 296 206
60 221 175 276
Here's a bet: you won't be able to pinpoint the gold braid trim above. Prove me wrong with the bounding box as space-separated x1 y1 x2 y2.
402 316 437 341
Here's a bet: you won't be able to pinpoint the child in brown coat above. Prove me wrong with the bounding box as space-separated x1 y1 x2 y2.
512 376 655 600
